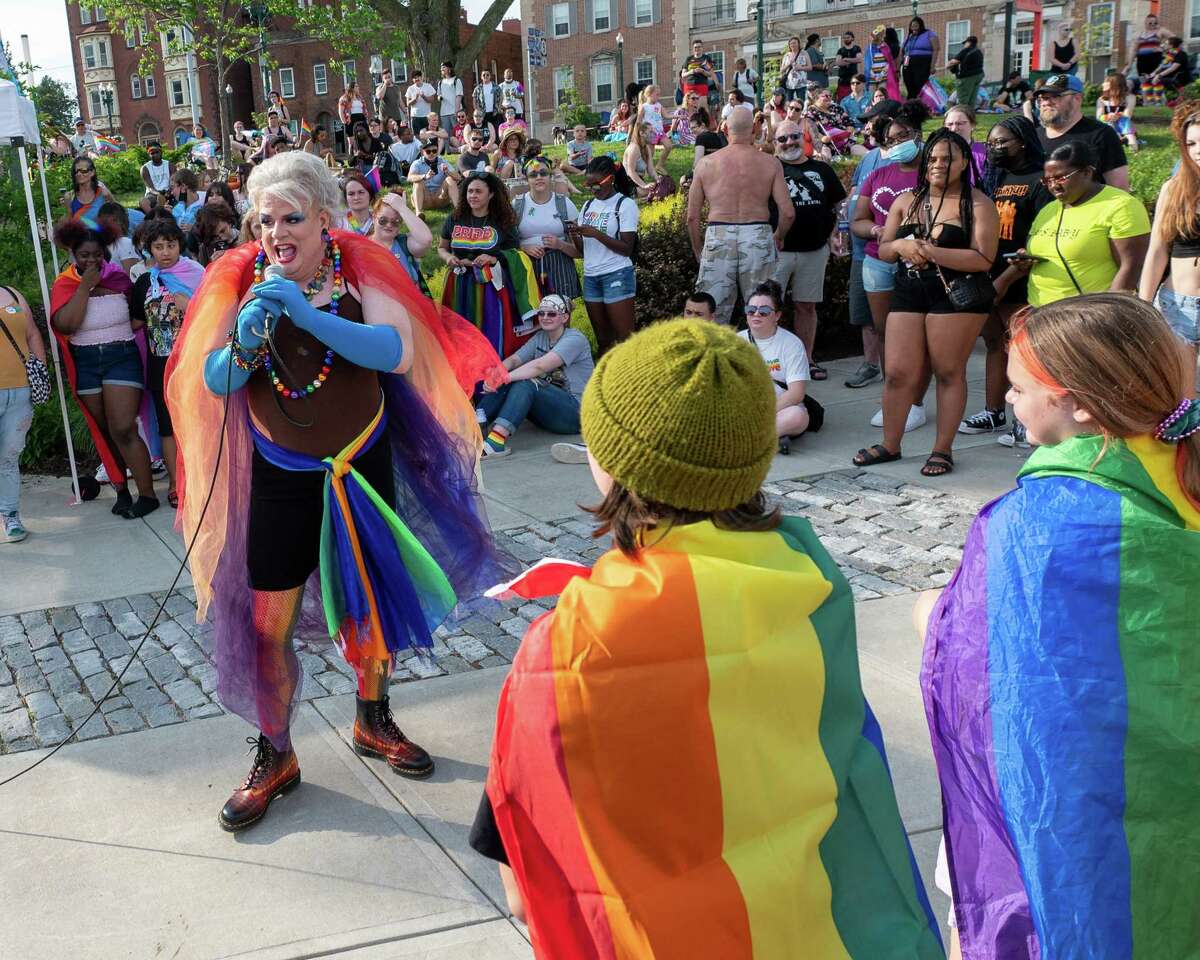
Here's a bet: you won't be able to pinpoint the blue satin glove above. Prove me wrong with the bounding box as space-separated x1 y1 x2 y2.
249 277 320 332
203 346 252 395
236 297 278 350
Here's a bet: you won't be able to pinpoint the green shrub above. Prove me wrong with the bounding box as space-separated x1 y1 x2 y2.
634 193 698 323
1083 83 1102 107
556 87 601 131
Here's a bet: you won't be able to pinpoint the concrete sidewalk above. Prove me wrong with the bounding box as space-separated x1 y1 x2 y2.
0 345 1024 957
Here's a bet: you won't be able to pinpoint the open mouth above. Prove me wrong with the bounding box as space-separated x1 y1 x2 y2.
274 243 298 264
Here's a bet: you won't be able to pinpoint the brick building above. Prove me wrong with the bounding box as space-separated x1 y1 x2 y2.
520 0 685 136
67 2 523 149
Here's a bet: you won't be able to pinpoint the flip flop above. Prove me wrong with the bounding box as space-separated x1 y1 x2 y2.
167 489 179 509
853 444 901 467
810 363 828 381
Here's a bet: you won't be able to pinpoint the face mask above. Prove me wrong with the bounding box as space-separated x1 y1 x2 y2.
987 146 1014 168
886 139 920 163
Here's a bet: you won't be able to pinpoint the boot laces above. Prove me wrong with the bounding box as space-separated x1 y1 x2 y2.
241 735 275 789
373 698 407 743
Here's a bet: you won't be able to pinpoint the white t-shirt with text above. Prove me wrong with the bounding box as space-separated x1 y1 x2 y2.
580 193 639 276
739 326 810 396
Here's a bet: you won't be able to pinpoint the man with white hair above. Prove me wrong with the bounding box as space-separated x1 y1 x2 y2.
687 108 793 325
166 150 504 832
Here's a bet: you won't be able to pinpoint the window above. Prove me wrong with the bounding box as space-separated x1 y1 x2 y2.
131 75 141 98
370 54 383 81
822 36 840 61
342 59 357 87
945 20 970 62
636 58 655 85
592 59 614 103
170 77 188 108
554 66 573 106
94 5 106 20
87 88 103 120
390 58 408 81
124 18 146 47
635 0 653 25
144 75 155 97
80 39 110 70
137 120 160 145
551 3 570 37
594 0 610 32
1086 2 1115 52
80 6 92 24
708 50 725 83
313 63 328 96
279 67 296 98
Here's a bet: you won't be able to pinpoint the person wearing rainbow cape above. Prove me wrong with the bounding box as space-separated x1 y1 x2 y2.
918 293 1200 959
166 151 506 831
471 319 945 959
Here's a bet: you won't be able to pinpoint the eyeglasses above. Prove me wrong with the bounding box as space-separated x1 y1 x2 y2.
787 103 803 110
536 310 564 318
882 134 916 147
1040 168 1085 187
376 216 402 228
527 169 550 178
745 305 776 316
776 133 803 144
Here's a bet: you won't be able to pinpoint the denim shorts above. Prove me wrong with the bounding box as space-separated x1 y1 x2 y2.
862 254 897 293
70 339 144 395
583 265 636 304
1154 286 1200 345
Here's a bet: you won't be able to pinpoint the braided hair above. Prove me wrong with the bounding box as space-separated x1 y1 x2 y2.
981 115 1045 197
905 127 977 242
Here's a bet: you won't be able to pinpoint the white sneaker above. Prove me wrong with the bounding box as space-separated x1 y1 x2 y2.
871 405 927 432
550 442 589 464
475 407 488 425
94 463 109 484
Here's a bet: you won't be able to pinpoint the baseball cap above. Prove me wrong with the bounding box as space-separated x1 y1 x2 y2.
860 98 902 121
1037 73 1085 96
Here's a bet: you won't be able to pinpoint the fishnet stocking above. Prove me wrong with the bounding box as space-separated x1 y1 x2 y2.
251 586 305 751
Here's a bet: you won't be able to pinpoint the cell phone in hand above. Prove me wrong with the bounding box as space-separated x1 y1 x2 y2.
1003 252 1044 262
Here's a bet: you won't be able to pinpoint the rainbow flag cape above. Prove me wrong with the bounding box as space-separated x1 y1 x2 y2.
487 517 943 960
441 247 539 357
922 434 1200 959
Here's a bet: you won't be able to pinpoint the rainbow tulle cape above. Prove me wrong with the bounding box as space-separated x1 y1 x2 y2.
487 518 944 960
441 248 540 357
165 234 506 745
922 435 1200 959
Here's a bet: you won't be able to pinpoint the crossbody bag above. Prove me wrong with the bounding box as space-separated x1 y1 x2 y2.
0 286 50 405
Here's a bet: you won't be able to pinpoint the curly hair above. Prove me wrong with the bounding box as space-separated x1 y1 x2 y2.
903 127 979 240
452 171 516 231
54 217 116 254
136 215 184 252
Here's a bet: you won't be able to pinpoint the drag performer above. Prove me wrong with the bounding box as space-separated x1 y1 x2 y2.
920 294 1200 958
165 152 505 831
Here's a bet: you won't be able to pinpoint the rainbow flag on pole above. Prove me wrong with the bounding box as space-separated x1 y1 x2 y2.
300 116 313 138
487 517 944 959
94 134 122 154
923 434 1200 958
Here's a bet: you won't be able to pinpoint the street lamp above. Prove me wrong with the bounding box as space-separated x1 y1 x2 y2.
100 83 114 135
616 32 625 102
249 2 271 106
751 1 764 104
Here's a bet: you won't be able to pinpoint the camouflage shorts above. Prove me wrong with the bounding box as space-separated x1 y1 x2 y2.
695 223 778 324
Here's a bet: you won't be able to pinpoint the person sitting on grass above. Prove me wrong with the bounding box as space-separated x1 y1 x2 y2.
681 290 717 321
476 294 593 459
737 280 810 454
560 123 594 175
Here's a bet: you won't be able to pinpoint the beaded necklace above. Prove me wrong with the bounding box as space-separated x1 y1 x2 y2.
253 237 344 400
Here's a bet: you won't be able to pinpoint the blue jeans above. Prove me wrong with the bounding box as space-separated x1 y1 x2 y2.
0 387 32 516
478 380 581 436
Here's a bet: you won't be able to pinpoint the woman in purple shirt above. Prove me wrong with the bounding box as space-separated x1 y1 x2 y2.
902 17 940 100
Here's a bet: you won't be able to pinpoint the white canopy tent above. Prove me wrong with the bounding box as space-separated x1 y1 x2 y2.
0 74 82 502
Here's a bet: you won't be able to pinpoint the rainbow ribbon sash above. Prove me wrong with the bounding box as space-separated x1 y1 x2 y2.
923 434 1200 958
250 405 455 662
487 517 943 959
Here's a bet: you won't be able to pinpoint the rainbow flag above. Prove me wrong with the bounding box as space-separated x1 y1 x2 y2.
94 134 122 154
487 518 944 959
301 116 313 138
923 434 1200 958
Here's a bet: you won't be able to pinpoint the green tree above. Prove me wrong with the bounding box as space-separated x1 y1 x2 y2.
28 76 78 135
363 0 518 81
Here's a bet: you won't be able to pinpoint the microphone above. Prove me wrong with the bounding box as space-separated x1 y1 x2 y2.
254 263 287 338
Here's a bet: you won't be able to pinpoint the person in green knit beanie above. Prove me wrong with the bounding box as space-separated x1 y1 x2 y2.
469 317 945 959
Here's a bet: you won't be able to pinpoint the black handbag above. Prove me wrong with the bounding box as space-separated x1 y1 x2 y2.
934 262 995 312
0 287 50 406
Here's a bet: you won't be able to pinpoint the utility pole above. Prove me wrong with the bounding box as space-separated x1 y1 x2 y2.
753 0 764 104
1002 0 1014 79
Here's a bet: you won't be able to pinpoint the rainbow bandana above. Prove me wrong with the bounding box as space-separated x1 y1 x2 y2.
487 517 943 959
923 434 1200 958
249 404 455 665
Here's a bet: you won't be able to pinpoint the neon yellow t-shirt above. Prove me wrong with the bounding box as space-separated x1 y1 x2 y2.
1026 186 1150 306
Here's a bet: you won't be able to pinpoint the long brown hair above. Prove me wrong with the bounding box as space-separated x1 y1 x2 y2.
1156 102 1200 244
587 482 780 557
1010 293 1200 504
1102 71 1130 103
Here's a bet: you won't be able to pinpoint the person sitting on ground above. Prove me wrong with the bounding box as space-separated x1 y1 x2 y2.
1096 72 1138 152
1148 36 1191 96
194 201 241 266
681 290 717 321
721 88 755 123
420 112 451 155
561 124 594 175
341 170 377 235
669 91 702 147
464 107 498 153
140 141 173 202
476 294 593 459
470 318 945 960
407 140 460 216
350 121 382 174
604 100 633 142
387 122 422 175
623 122 665 200
841 74 872 126
458 129 493 174
992 71 1032 112
738 280 811 454
369 189 433 297
497 105 528 143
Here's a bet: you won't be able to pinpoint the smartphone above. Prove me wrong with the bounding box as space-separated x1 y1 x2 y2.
1003 252 1044 262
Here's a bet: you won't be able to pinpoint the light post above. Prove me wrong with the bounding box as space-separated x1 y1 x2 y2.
616 32 625 101
100 83 114 135
752 1 764 104
250 2 271 106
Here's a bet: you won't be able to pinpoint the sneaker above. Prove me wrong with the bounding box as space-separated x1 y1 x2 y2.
870 405 927 432
94 463 109 484
151 457 167 478
997 420 1030 448
475 407 488 425
480 441 511 459
3 513 27 543
958 408 1007 435
550 442 589 464
845 362 882 389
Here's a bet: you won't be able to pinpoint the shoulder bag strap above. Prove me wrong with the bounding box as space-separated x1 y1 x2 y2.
1053 203 1085 295
0 300 27 362
554 192 569 224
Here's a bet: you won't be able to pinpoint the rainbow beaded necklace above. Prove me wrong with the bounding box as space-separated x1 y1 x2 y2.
253 238 343 400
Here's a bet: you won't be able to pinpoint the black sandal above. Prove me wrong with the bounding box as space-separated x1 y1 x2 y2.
920 450 954 477
853 444 901 467
810 363 828 381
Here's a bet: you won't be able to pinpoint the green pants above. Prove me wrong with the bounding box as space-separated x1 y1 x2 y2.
956 73 983 110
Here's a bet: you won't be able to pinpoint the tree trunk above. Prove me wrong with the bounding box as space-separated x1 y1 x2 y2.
217 54 232 170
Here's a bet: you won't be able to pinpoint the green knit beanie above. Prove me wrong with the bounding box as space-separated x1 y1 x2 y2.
581 319 776 512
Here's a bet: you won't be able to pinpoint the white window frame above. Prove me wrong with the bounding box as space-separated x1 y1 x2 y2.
594 0 611 32
821 36 840 62
390 58 408 81
1085 2 1115 53
551 2 571 38
370 54 383 82
313 62 328 96
130 75 141 98
144 75 155 97
635 57 655 85
635 0 653 26
708 50 725 80
170 77 188 108
945 20 971 64
592 59 615 104
81 39 110 70
124 18 146 47
88 88 103 120
279 66 296 99
80 6 92 25
94 5 106 20
342 59 357 88
554 66 573 105
81 41 97 70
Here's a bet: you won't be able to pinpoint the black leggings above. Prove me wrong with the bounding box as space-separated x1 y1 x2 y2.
903 55 933 99
146 353 173 437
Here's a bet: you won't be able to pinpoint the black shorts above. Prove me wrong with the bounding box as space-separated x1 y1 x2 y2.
246 433 396 592
891 269 993 316
146 353 173 438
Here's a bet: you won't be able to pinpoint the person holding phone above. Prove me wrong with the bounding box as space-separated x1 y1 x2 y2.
959 116 1052 446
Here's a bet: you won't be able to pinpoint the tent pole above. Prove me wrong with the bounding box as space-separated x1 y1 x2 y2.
16 137 80 504
36 143 60 275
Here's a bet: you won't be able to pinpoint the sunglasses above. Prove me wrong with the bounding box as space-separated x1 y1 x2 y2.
470 138 483 144
536 309 565 318
776 133 803 144
527 169 550 178
376 215 402 228
745 305 776 316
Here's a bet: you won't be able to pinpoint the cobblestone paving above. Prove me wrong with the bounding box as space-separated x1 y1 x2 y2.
0 469 980 754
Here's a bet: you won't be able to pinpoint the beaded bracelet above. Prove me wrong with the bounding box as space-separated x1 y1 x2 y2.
228 338 264 372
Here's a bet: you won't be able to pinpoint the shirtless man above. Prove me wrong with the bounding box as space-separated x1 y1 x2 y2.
687 109 793 324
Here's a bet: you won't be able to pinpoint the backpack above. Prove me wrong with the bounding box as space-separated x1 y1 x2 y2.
514 192 570 226
374 148 405 187
580 194 640 263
